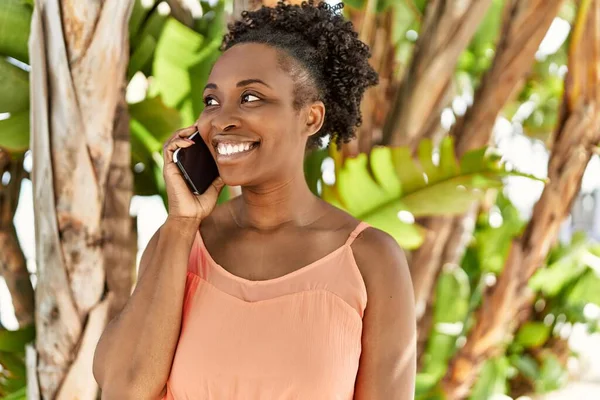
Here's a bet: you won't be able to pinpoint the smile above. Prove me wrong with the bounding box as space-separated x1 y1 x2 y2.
216 141 259 156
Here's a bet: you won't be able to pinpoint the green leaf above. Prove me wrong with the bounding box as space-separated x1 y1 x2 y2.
0 325 34 352
2 386 27 400
129 0 156 40
129 95 182 145
132 3 168 48
153 18 206 108
0 351 25 378
535 353 568 393
566 270 600 307
420 331 458 381
127 35 157 81
469 357 510 400
415 373 439 398
322 136 540 250
530 233 599 297
186 37 221 124
510 354 540 381
434 266 470 324
515 322 551 348
469 0 503 54
0 57 29 113
0 0 32 63
0 110 29 153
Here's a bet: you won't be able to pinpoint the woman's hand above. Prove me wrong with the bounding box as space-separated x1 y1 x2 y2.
163 126 225 221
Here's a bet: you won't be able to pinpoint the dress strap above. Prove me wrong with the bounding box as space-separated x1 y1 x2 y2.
344 221 370 246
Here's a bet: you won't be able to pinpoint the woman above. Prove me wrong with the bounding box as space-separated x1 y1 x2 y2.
94 1 416 399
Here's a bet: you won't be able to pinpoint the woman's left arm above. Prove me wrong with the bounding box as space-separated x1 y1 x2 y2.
352 228 417 400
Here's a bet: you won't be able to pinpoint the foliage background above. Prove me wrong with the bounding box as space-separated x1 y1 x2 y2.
1 0 600 398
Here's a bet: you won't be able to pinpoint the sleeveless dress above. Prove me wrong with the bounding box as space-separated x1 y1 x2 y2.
162 222 370 399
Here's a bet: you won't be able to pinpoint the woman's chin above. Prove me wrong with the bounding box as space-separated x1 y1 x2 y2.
220 175 250 189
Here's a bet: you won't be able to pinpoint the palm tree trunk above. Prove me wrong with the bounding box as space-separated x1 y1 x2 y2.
411 0 564 336
0 152 34 327
381 0 494 148
442 1 600 396
102 89 136 319
28 0 133 398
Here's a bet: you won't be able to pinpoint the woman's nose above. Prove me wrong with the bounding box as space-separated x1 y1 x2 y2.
212 107 241 132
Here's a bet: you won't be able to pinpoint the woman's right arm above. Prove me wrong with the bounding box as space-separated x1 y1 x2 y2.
93 126 224 399
93 216 200 399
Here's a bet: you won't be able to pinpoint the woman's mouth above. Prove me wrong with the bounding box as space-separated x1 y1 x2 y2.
214 141 260 162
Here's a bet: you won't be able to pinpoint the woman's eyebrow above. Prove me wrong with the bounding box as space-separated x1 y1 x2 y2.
236 79 271 88
203 79 271 91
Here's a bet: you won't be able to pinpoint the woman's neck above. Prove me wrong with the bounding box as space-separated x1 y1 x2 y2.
233 173 323 231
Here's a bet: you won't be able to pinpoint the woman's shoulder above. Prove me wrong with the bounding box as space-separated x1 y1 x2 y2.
348 223 410 292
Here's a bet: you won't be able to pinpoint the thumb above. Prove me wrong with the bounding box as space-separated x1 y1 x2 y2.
201 177 225 200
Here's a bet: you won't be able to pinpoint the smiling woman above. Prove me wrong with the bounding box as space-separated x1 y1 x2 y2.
93 1 416 399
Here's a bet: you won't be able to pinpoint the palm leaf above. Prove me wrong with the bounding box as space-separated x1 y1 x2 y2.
322 136 543 249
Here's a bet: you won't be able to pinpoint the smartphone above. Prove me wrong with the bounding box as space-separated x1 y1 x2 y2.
173 131 220 195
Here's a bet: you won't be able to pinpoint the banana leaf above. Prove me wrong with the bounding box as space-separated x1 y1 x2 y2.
0 57 29 114
0 0 32 63
322 136 543 249
0 110 29 153
127 34 157 81
0 325 34 352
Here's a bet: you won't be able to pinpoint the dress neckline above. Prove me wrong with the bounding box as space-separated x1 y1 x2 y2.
196 221 369 285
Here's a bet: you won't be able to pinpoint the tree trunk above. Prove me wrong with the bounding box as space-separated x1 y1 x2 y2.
102 89 136 320
452 0 565 157
381 0 494 148
443 1 600 396
411 0 564 338
0 152 35 327
29 0 133 398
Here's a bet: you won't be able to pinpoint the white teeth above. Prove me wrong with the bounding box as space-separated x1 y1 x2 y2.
216 142 256 156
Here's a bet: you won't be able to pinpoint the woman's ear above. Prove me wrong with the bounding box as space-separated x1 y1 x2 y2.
305 101 325 137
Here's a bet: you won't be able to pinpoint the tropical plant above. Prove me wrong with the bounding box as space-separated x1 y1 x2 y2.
319 137 541 249
1 0 598 399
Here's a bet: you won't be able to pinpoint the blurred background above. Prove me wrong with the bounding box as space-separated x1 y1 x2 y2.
1 0 600 398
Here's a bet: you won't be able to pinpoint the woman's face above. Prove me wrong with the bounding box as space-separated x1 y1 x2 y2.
196 43 324 187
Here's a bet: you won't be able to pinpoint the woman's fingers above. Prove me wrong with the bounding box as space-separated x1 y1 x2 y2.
196 177 225 217
174 126 198 139
163 137 195 164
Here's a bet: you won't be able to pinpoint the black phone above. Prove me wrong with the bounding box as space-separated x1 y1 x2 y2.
172 131 220 195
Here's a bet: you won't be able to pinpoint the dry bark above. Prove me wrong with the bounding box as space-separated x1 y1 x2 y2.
0 153 35 327
382 0 494 148
102 90 136 319
411 0 564 334
29 0 133 398
443 1 600 396
453 0 565 158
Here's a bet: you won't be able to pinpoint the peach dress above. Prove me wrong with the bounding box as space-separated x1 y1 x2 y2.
163 222 369 399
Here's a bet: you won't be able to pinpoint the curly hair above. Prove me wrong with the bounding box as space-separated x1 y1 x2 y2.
221 1 379 149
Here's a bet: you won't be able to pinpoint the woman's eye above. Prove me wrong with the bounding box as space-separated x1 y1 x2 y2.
242 93 260 103
204 97 219 106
